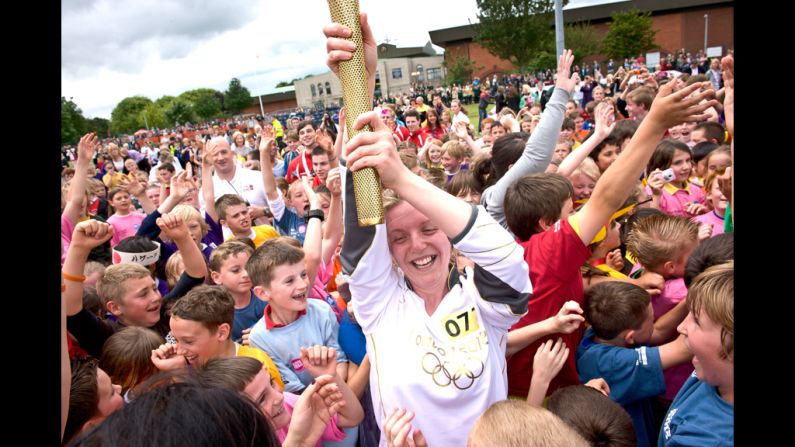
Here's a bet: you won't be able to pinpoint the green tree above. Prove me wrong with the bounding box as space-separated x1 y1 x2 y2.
85 117 110 137
443 53 483 85
164 98 196 126
61 96 87 145
475 0 564 72
565 22 602 66
224 78 252 114
155 95 176 109
178 88 223 121
602 9 658 60
193 93 222 121
139 102 166 129
111 96 152 134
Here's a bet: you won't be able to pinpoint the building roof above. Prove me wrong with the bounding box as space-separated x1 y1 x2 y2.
249 85 296 102
376 41 437 58
429 0 732 47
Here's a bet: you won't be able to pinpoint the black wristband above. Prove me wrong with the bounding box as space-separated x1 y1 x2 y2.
304 209 325 223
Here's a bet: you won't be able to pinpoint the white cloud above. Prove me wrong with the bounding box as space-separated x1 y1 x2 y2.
62 0 613 119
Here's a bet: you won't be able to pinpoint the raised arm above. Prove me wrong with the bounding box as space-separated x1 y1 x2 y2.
345 112 471 237
301 176 324 291
200 142 220 223
119 173 156 214
575 82 718 245
64 220 114 317
324 13 377 99
64 133 99 224
299 346 364 428
507 301 584 356
156 213 206 280
322 168 344 265
557 102 616 177
483 51 578 227
258 128 280 201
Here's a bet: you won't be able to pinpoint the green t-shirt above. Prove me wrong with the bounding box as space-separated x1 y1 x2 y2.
724 206 733 233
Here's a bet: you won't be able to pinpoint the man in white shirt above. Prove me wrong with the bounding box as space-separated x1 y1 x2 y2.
198 137 271 229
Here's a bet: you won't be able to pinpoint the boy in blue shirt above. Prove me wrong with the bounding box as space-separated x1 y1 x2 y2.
577 282 692 447
659 262 733 446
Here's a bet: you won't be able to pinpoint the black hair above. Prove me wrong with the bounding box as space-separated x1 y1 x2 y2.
684 233 734 287
70 379 280 447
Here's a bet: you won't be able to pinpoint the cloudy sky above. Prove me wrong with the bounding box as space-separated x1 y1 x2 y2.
62 0 620 119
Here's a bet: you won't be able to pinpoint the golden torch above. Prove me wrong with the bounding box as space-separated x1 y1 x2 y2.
327 0 384 226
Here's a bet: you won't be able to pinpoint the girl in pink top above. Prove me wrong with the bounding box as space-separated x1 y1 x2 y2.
646 139 707 218
106 188 147 246
692 172 728 238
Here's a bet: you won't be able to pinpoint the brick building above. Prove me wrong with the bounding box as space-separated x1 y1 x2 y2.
429 0 733 80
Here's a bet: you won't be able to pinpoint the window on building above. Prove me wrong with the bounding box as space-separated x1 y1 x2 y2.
325 82 331 95
318 83 323 96
416 64 424 82
311 84 317 97
392 68 402 79
427 68 442 80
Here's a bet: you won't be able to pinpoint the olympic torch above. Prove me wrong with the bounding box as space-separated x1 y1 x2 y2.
327 0 384 226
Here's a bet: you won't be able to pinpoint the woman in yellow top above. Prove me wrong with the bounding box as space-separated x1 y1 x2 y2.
102 161 125 189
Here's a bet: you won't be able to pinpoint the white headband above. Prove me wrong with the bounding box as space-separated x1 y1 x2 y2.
112 241 161 266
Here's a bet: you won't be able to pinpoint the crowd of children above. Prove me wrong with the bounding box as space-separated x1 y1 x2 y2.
60 12 735 447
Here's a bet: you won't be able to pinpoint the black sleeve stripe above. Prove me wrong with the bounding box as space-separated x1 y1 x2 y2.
341 169 377 275
473 263 530 315
449 204 478 245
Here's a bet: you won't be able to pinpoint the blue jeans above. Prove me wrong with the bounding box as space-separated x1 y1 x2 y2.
478 107 488 132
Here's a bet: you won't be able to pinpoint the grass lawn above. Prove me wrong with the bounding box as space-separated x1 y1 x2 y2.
464 103 481 135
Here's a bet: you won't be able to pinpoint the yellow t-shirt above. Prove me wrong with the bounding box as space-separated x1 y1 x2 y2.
226 225 280 248
236 343 285 391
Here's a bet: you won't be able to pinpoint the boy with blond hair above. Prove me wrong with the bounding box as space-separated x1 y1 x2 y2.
626 214 699 403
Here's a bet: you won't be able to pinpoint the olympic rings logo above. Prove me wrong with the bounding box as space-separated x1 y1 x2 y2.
421 352 485 390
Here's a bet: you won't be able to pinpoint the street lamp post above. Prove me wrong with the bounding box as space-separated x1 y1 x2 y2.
704 14 709 53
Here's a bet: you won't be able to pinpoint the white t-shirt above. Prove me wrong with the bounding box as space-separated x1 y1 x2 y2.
342 168 532 447
199 167 270 227
452 111 471 128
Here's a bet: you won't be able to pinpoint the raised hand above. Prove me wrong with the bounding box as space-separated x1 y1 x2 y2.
77 133 100 163
697 222 714 241
286 374 345 447
71 220 113 252
454 120 469 139
323 12 377 96
150 343 187 370
301 176 321 209
383 408 428 447
647 81 719 130
344 111 408 189
605 248 625 272
299 345 339 379
532 338 569 386
555 49 579 94
720 55 734 137
593 101 617 139
554 301 585 334
326 167 342 197
584 378 610 396
119 173 145 197
156 213 190 241
647 169 665 194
